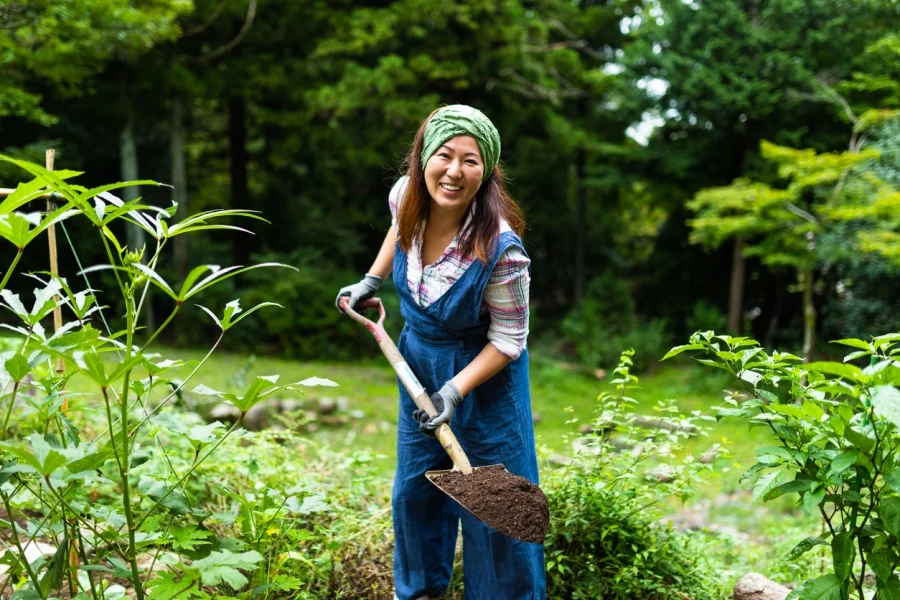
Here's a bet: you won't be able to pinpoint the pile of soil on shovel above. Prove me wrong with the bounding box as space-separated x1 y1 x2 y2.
431 465 549 543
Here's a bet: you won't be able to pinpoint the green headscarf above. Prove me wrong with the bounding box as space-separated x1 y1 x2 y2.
420 105 501 182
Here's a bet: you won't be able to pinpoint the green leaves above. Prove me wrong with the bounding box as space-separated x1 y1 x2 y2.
171 527 212 552
764 479 811 502
192 374 337 414
831 532 855 582
873 386 900 428
786 537 827 561
4 354 29 382
138 477 192 516
885 469 900 493
0 206 78 251
878 576 900 600
752 469 785 503
3 433 68 477
185 422 226 448
867 549 897 583
89 262 297 306
829 451 858 477
805 362 867 384
190 550 263 589
879 497 900 537
799 574 841 600
660 343 704 360
147 571 202 600
196 299 283 332
39 535 68 595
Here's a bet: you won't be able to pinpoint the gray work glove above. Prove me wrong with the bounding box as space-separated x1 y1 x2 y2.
335 273 383 312
413 380 463 438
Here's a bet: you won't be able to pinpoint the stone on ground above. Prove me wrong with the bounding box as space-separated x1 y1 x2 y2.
733 573 791 600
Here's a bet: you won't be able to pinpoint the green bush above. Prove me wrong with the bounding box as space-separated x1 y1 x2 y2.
561 272 671 372
543 350 724 599
676 330 900 599
686 300 729 337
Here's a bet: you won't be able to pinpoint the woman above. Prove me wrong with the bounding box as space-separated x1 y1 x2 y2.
336 105 545 600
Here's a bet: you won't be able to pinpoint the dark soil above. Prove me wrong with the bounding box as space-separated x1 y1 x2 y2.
429 465 549 544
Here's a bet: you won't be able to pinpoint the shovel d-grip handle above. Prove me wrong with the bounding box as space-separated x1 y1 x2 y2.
341 297 473 474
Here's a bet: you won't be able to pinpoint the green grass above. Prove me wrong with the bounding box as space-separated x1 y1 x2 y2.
54 340 779 497
159 348 776 488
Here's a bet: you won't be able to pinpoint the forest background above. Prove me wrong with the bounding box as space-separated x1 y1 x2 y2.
3 0 900 367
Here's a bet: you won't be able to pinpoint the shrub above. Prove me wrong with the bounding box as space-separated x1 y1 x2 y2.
673 330 900 599
686 300 729 337
543 350 725 599
561 272 670 372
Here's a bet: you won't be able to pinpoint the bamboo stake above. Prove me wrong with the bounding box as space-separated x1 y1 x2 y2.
45 150 67 407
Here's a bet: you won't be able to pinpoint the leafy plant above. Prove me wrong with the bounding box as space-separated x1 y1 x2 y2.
0 156 336 599
667 330 900 599
543 349 725 599
561 272 670 372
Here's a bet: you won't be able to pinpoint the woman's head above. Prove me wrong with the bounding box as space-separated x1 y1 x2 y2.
397 105 525 262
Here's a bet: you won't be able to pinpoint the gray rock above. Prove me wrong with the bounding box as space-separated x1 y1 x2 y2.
209 403 241 423
279 398 302 413
337 396 350 411
633 416 698 434
242 403 268 431
733 573 791 600
317 397 336 414
532 412 542 424
699 450 718 464
548 454 574 466
646 465 676 483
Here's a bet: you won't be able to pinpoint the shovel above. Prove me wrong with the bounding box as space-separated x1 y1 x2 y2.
341 297 549 543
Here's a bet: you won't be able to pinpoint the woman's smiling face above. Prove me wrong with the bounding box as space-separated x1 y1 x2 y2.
424 135 485 215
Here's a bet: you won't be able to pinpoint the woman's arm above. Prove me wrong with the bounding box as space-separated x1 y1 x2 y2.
451 343 512 396
368 228 396 280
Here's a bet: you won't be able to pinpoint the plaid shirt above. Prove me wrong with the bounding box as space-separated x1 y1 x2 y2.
389 177 530 359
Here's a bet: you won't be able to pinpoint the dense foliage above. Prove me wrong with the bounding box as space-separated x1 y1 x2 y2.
0 158 334 599
544 350 724 599
673 330 900 599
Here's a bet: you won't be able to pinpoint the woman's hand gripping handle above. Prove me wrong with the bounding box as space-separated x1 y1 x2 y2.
339 297 473 473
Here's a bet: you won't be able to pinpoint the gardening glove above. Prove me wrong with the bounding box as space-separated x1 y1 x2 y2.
413 380 463 438
335 273 383 312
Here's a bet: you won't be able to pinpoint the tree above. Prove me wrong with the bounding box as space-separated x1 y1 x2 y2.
622 0 900 334
0 0 190 128
689 140 878 360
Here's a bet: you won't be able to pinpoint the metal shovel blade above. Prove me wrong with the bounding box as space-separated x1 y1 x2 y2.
425 464 549 544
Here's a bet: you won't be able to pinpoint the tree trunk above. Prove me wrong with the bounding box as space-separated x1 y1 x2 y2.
119 79 154 334
229 93 249 265
800 266 816 362
171 93 188 282
120 119 142 252
571 150 587 303
728 236 745 334
763 271 784 348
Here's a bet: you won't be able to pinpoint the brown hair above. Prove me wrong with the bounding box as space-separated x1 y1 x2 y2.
396 108 525 263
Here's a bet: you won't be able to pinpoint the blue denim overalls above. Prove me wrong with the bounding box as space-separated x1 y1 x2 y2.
391 230 546 600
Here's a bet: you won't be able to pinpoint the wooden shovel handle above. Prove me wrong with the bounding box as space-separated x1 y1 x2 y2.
341 297 473 474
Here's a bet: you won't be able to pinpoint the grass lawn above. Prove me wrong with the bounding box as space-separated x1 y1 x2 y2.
165 346 777 492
